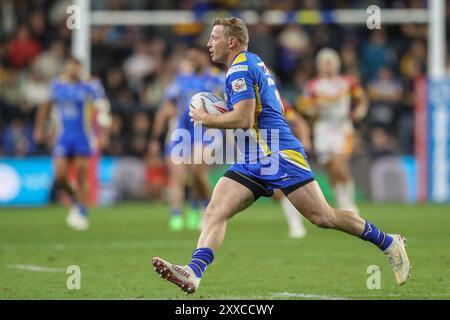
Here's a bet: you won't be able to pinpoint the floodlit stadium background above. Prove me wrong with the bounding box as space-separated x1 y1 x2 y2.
1 0 448 205
0 0 449 300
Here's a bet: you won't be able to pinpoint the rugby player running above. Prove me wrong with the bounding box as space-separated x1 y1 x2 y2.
152 17 410 294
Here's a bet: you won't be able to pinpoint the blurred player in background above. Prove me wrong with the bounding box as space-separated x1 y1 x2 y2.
149 45 224 231
300 48 368 214
153 17 409 294
34 57 111 230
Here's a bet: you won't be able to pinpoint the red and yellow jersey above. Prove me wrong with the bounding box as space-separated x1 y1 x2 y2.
300 75 363 124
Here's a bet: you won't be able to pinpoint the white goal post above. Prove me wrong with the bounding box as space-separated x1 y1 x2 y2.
71 0 445 78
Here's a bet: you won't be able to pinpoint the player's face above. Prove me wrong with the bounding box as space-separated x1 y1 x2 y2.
207 25 229 64
65 60 81 79
318 58 338 77
186 49 206 72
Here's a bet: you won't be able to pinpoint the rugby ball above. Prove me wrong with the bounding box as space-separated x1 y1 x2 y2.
190 92 228 115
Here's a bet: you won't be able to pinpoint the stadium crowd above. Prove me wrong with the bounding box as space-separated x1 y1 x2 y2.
0 0 448 160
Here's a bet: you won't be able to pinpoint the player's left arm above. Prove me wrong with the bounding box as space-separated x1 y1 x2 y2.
90 80 113 150
190 98 255 129
95 98 112 150
296 80 318 120
349 77 369 122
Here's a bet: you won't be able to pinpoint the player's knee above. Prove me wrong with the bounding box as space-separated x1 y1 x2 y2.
204 202 227 223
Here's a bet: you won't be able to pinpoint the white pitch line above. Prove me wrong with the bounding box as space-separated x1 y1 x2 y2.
172 292 350 300
6 264 65 273
272 292 349 300
0 240 194 251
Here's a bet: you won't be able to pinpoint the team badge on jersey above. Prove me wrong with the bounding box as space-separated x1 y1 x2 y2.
231 78 247 93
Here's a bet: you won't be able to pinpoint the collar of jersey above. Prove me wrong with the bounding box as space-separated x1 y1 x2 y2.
230 50 248 66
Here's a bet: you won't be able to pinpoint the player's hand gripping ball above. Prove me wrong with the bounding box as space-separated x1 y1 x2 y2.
189 92 228 126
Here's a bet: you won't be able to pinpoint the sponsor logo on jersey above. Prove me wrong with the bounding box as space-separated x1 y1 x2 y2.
231 78 247 93
226 65 248 77
257 62 270 75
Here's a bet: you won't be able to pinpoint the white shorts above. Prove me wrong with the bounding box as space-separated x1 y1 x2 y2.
313 121 354 165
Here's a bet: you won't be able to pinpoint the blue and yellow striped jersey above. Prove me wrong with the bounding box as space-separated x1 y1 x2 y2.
224 51 303 161
50 78 103 138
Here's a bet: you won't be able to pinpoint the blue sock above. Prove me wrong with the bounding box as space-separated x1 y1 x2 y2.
171 208 181 217
360 220 393 251
199 198 209 209
78 205 88 217
187 247 214 278
190 200 199 210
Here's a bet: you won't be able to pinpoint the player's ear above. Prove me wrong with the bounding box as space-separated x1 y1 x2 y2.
228 36 237 49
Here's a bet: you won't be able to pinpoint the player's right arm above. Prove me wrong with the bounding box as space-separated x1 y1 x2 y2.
150 100 177 139
148 100 177 157
34 79 59 144
34 99 53 144
190 64 256 129
191 98 255 129
148 79 179 157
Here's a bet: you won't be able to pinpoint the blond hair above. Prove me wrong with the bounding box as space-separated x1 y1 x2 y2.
316 48 341 71
213 17 249 47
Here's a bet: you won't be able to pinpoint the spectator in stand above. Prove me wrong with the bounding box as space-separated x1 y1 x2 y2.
104 113 126 156
400 40 426 79
368 127 397 159
0 67 22 115
2 118 36 156
29 10 49 48
128 111 151 157
361 29 396 81
0 40 9 65
248 20 276 69
7 24 41 70
367 67 403 129
340 43 362 79
20 61 49 111
105 67 138 114
398 44 425 155
123 40 156 92
34 40 66 82
278 24 311 82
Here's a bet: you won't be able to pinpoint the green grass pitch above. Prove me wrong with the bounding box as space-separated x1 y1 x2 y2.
1 201 449 299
